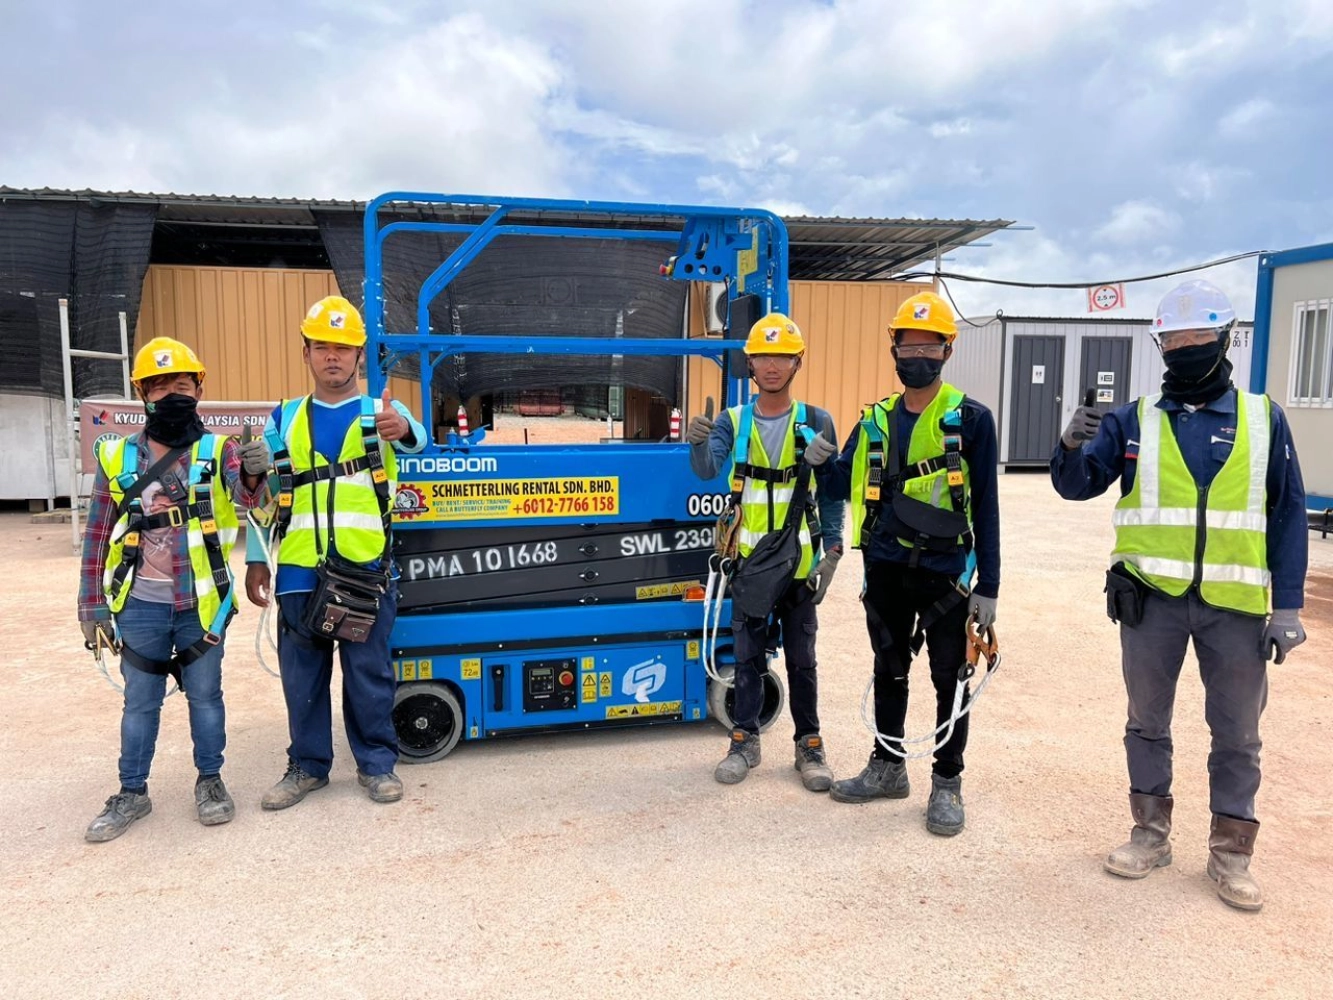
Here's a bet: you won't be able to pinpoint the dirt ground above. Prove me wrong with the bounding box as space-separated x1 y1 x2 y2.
2 473 1331 1000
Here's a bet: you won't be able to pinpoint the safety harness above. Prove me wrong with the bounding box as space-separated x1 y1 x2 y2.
860 398 975 654
107 434 235 688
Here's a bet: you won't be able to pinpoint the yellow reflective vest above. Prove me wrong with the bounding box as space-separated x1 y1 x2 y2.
271 395 397 567
98 433 238 634
1112 391 1271 615
727 402 818 581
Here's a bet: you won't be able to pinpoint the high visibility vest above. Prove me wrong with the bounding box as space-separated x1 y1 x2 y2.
849 384 971 554
98 433 238 637
727 402 818 581
271 395 397 567
1112 391 1271 615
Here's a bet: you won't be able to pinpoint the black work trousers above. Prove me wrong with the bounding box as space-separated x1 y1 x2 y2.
863 560 971 777
731 579 820 739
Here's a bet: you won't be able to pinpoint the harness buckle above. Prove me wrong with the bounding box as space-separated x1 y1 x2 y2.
166 506 184 528
202 631 222 647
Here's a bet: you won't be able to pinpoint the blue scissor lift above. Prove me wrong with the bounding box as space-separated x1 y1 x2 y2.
364 193 790 761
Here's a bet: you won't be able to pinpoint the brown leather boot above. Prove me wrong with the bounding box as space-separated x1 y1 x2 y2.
1208 815 1262 911
1104 793 1173 878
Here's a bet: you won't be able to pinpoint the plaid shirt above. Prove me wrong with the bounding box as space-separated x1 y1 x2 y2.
77 432 265 621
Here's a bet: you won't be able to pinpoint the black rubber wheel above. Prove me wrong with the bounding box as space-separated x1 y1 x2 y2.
706 667 786 733
393 682 463 764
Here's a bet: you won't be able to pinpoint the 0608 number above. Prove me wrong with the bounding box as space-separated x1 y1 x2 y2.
686 493 729 517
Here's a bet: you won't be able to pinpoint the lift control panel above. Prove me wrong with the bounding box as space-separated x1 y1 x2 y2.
524 658 579 712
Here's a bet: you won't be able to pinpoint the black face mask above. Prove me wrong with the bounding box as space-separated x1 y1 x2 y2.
895 357 944 389
1161 342 1233 405
144 393 206 447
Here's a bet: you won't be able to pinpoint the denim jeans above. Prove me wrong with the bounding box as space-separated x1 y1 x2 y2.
276 584 400 779
114 597 227 788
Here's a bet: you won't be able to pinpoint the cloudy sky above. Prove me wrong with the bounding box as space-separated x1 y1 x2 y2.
4 0 1331 318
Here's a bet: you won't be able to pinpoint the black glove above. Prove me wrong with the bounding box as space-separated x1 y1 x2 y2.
1263 610 1306 664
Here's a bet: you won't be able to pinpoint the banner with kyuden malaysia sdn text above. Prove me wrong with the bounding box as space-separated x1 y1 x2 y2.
78 400 276 474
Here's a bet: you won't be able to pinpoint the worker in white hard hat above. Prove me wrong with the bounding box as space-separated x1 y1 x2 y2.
1052 278 1309 912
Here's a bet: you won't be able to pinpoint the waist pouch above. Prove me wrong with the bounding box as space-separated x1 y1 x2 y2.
886 491 969 552
303 553 388 643
1105 561 1146 628
729 522 800 620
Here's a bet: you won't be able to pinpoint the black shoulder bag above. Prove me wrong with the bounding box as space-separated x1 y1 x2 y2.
728 458 814 621
301 403 391 643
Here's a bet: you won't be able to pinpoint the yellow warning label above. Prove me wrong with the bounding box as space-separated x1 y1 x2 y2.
606 701 683 719
581 674 598 704
581 657 595 673
398 477 619 522
400 660 417 682
635 580 701 601
418 658 433 680
461 658 481 681
686 640 701 659
736 229 758 294
599 672 612 698
469 726 479 739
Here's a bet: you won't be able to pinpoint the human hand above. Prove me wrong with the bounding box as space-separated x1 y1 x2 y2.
246 562 272 608
375 389 410 441
1263 609 1306 664
687 397 716 446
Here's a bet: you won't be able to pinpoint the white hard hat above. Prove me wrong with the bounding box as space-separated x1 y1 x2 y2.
1153 279 1236 336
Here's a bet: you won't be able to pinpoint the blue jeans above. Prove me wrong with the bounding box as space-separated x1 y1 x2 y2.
114 597 227 788
276 585 400 779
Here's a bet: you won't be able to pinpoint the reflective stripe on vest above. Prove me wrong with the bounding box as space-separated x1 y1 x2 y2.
98 433 238 633
276 395 398 567
727 402 817 581
849 383 971 550
1111 391 1271 615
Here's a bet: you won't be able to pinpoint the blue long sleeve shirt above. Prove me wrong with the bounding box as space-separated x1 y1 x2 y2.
1049 387 1307 610
689 402 845 551
245 395 426 594
818 396 1001 599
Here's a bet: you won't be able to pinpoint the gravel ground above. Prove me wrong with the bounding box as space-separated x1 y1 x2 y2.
2 472 1330 1000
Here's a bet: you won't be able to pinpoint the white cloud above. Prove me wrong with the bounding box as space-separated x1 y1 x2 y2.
1219 98 1275 136
1094 201 1182 245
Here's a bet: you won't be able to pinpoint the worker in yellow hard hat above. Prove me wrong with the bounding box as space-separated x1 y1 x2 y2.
245 294 427 810
77 337 269 842
686 311 844 791
818 290 1001 837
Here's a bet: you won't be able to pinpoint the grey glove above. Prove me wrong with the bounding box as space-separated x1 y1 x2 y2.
1061 406 1103 450
1263 609 1306 664
804 430 837 467
687 397 717 446
80 618 118 653
969 593 997 628
807 547 842 604
237 436 271 476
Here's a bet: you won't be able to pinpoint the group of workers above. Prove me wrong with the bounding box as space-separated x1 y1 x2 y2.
77 279 1309 913
685 280 1307 913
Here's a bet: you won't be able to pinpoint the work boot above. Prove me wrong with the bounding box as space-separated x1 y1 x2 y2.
85 791 152 843
926 774 965 836
1104 793 1173 878
194 775 235 827
261 759 329 811
714 729 761 784
1208 815 1263 912
829 754 909 803
357 770 404 804
794 734 834 792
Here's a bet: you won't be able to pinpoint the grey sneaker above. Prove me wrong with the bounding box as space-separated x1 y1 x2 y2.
926 774 965 836
794 734 834 792
261 759 328 811
85 791 152 843
357 770 404 803
714 729 761 784
195 775 235 827
829 754 909 803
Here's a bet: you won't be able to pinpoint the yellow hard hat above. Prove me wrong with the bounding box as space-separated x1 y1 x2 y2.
744 312 805 356
131 337 206 386
300 295 366 347
890 291 958 342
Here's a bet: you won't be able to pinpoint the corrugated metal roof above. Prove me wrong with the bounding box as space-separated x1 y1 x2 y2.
0 187 1012 280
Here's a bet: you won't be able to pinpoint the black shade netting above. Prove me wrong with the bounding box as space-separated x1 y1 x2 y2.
0 200 157 399
315 211 686 403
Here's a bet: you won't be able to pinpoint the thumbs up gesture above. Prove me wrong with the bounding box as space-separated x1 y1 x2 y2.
374 388 410 441
686 396 716 446
236 420 272 475
804 427 837 467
